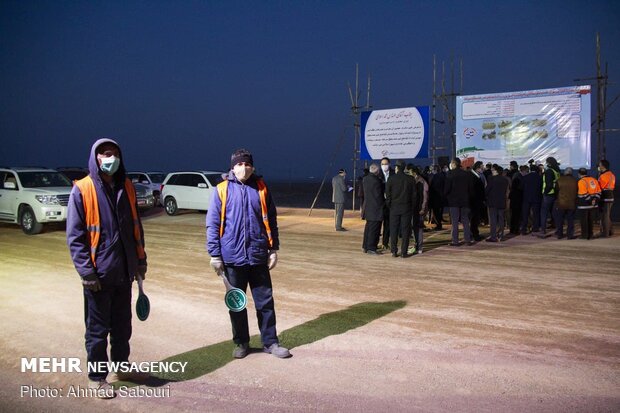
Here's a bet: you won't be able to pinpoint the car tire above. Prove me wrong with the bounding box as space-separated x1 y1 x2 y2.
164 197 178 216
20 206 43 235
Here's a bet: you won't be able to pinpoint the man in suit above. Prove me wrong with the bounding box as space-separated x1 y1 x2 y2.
332 168 348 231
386 160 417 257
428 164 446 230
470 161 486 241
444 158 474 246
520 164 543 235
485 164 511 242
361 163 385 254
380 157 394 248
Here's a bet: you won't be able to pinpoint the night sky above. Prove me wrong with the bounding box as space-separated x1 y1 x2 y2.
1 1 619 181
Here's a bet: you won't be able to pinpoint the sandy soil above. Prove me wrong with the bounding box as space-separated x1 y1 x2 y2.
0 208 618 412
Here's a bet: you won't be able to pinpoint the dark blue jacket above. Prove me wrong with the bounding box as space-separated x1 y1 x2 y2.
206 172 279 266
66 138 146 285
521 172 543 203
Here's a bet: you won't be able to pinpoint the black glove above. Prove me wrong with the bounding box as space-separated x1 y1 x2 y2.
82 273 101 292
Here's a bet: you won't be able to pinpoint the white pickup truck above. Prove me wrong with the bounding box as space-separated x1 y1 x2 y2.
0 167 73 234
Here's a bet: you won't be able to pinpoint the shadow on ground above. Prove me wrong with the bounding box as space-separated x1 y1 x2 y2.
114 300 406 388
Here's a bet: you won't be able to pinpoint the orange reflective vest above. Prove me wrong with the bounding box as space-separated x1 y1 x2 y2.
75 176 146 267
598 170 616 202
216 179 273 248
577 176 601 209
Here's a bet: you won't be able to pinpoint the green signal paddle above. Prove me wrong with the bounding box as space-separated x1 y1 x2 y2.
136 277 150 321
220 272 247 312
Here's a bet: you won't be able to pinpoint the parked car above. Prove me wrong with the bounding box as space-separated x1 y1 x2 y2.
160 171 225 215
0 167 72 234
133 182 155 210
56 167 89 183
127 171 166 205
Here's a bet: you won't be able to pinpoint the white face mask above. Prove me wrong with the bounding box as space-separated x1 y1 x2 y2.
100 156 120 175
233 164 253 182
381 164 389 173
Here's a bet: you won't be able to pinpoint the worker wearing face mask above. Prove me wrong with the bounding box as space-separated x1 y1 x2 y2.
66 138 148 398
206 149 290 360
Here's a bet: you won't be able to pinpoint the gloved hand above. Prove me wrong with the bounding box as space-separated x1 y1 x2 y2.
137 264 147 281
82 273 101 292
210 256 225 276
268 250 278 270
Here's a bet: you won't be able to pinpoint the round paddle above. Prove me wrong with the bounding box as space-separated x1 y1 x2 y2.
136 277 150 321
219 272 247 312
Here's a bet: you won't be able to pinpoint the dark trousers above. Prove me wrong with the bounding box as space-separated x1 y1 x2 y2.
470 204 482 239
509 199 522 234
449 206 471 244
554 208 575 238
226 264 278 347
540 195 557 233
521 201 541 233
600 202 614 237
430 203 443 229
334 203 344 229
579 208 595 239
382 206 390 247
390 211 412 254
488 207 505 240
83 282 132 381
412 213 424 251
363 220 382 251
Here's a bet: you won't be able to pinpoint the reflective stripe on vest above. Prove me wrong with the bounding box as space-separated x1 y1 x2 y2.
216 179 273 248
542 168 560 195
75 176 146 267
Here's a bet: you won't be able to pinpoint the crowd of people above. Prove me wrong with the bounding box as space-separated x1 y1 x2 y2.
334 157 616 257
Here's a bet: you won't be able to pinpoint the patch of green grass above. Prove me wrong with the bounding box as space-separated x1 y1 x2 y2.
115 300 406 387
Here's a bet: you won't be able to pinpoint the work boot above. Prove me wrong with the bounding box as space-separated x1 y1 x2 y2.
263 343 291 358
111 371 150 383
88 379 116 399
233 343 249 359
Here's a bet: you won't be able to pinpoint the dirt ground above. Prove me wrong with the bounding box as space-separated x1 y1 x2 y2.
0 207 619 413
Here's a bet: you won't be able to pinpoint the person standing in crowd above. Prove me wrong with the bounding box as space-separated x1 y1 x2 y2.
485 164 511 242
408 165 428 254
207 149 290 359
356 168 369 218
386 160 417 257
470 161 486 241
554 167 578 239
577 168 602 240
361 163 385 255
520 164 543 235
597 160 615 238
444 158 474 246
483 163 493 181
538 157 561 237
428 164 446 230
332 168 348 231
380 157 394 248
66 138 148 398
508 165 527 234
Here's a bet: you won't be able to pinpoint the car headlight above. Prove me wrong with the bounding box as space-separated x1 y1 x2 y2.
35 195 60 205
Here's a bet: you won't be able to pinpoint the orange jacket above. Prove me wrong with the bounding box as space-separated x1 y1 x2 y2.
577 176 601 209
598 170 615 202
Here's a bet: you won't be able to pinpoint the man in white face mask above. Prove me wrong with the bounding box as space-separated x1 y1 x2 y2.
206 149 290 359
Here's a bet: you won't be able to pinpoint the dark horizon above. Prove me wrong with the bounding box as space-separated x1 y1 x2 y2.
1 1 619 180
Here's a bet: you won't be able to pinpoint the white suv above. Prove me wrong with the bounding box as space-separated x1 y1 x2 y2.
0 167 73 234
160 171 225 215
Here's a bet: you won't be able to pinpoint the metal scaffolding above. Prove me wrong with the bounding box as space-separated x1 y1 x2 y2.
431 55 463 165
